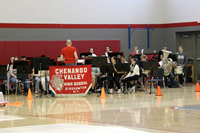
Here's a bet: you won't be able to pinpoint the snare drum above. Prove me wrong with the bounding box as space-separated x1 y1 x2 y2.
174 66 183 74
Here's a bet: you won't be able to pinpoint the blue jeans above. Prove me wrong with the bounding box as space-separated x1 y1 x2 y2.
66 63 76 66
10 75 29 90
10 76 18 90
164 72 176 87
35 77 40 91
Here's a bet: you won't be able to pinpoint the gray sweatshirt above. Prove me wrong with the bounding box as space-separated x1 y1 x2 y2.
177 52 187 66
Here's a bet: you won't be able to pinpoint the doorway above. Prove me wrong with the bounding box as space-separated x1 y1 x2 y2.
176 32 200 82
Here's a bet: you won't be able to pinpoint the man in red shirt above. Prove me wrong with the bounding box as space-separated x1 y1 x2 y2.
61 39 78 65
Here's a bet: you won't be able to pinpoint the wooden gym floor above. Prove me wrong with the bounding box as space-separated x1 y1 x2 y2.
0 85 200 133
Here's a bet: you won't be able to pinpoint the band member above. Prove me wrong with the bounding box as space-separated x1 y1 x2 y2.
159 54 176 88
158 44 168 61
105 46 112 57
9 57 19 91
140 54 149 86
108 56 121 94
122 58 140 93
177 46 187 85
121 56 128 63
130 46 141 55
7 57 14 91
102 53 110 63
90 48 97 57
10 57 29 93
140 54 147 62
21 55 26 60
61 39 78 66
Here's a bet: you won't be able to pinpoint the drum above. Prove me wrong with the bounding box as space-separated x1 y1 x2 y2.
174 66 183 74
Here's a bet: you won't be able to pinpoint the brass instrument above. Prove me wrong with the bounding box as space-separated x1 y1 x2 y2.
162 50 173 76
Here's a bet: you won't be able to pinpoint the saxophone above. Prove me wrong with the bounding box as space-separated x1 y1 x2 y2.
162 50 173 76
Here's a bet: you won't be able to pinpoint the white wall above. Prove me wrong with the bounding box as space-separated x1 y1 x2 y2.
163 0 200 23
0 0 163 24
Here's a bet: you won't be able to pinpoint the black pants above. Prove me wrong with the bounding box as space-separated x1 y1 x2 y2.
108 74 121 89
122 75 139 88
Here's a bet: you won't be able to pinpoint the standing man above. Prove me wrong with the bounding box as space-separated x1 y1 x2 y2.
158 44 168 61
61 39 78 66
177 46 187 86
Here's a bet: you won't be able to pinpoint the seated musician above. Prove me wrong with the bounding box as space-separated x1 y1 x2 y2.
108 56 121 94
90 48 97 57
159 54 176 88
85 55 100 94
32 69 40 94
105 46 112 57
121 56 128 63
177 46 187 86
122 58 140 93
9 57 29 94
21 55 26 60
34 70 49 95
7 57 14 91
140 54 149 86
130 46 141 55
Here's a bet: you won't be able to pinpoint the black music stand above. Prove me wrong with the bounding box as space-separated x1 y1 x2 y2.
17 65 32 95
80 53 92 58
32 57 49 98
115 63 130 72
91 57 108 97
169 54 177 61
57 61 65 66
97 65 116 96
140 61 159 94
92 57 107 66
108 52 123 57
13 61 29 95
0 66 7 80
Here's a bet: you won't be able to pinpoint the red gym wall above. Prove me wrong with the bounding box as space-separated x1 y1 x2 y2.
0 40 120 65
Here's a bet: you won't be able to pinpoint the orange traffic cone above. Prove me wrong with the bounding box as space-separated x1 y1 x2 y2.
99 87 107 99
27 100 33 110
195 82 200 92
156 96 162 107
155 86 162 96
26 89 33 100
101 98 106 108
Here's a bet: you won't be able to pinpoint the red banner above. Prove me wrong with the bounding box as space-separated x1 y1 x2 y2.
49 65 92 96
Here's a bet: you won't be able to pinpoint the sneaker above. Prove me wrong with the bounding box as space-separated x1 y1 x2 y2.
109 89 113 94
96 89 101 92
35 91 38 94
130 86 135 93
117 89 121 94
171 85 177 88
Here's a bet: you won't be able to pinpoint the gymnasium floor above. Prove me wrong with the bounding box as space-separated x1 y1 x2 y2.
0 85 200 133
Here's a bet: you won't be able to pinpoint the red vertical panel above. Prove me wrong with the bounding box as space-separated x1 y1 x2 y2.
93 40 106 56
5 41 19 64
0 41 5 65
57 41 66 56
31 41 45 57
116 40 120 52
44 41 58 61
72 41 82 58
81 41 94 53
18 41 32 58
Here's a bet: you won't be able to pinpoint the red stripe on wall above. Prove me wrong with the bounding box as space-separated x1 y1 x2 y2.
0 22 199 29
